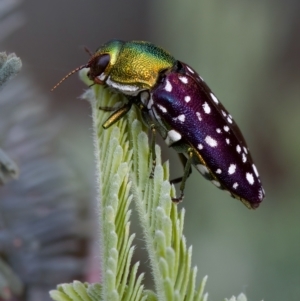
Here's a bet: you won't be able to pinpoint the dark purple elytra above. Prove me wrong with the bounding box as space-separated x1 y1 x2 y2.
143 62 265 208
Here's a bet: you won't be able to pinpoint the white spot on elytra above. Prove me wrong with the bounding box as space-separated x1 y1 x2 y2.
173 114 185 123
246 172 254 185
178 115 185 122
165 79 172 92
198 144 203 150
233 182 239 189
236 145 241 153
216 128 222 134
228 164 236 175
212 180 221 187
227 116 233 124
252 164 259 177
205 135 218 147
222 110 227 117
224 126 230 132
184 95 191 103
157 104 167 113
242 153 247 163
196 164 209 175
216 169 222 174
186 66 194 74
196 112 202 121
210 93 219 104
165 130 181 146
179 76 188 84
226 138 230 144
243 147 248 154
202 102 211 114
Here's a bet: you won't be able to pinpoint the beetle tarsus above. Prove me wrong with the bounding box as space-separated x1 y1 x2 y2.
171 192 184 203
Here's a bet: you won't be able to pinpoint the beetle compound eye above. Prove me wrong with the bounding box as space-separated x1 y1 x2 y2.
96 54 110 73
90 53 110 81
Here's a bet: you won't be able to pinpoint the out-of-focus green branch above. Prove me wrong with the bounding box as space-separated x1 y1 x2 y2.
0 52 21 184
0 52 22 90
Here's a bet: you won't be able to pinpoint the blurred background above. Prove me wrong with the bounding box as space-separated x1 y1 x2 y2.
1 0 300 300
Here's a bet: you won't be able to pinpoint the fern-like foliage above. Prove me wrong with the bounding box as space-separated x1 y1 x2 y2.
50 71 207 301
51 84 148 301
87 86 146 301
128 100 208 301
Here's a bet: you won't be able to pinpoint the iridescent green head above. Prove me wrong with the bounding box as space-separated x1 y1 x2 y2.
51 40 176 94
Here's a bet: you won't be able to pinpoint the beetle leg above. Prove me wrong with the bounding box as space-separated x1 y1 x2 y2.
99 105 119 112
102 103 132 129
149 124 157 178
170 153 192 184
172 149 193 203
99 102 126 112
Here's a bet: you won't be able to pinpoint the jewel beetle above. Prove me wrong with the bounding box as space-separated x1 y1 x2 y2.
52 40 265 209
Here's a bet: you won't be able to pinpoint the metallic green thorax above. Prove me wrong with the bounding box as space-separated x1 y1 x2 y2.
93 40 176 90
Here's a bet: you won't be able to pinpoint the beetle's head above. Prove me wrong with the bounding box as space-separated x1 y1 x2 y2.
51 40 124 91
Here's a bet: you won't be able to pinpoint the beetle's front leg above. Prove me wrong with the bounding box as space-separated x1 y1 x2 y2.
99 101 125 112
149 124 157 178
102 103 132 129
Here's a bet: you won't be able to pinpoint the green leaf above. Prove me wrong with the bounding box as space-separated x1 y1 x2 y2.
50 282 93 301
82 82 145 301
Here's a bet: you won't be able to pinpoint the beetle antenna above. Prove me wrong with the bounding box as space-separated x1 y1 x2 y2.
51 64 88 91
84 46 93 57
